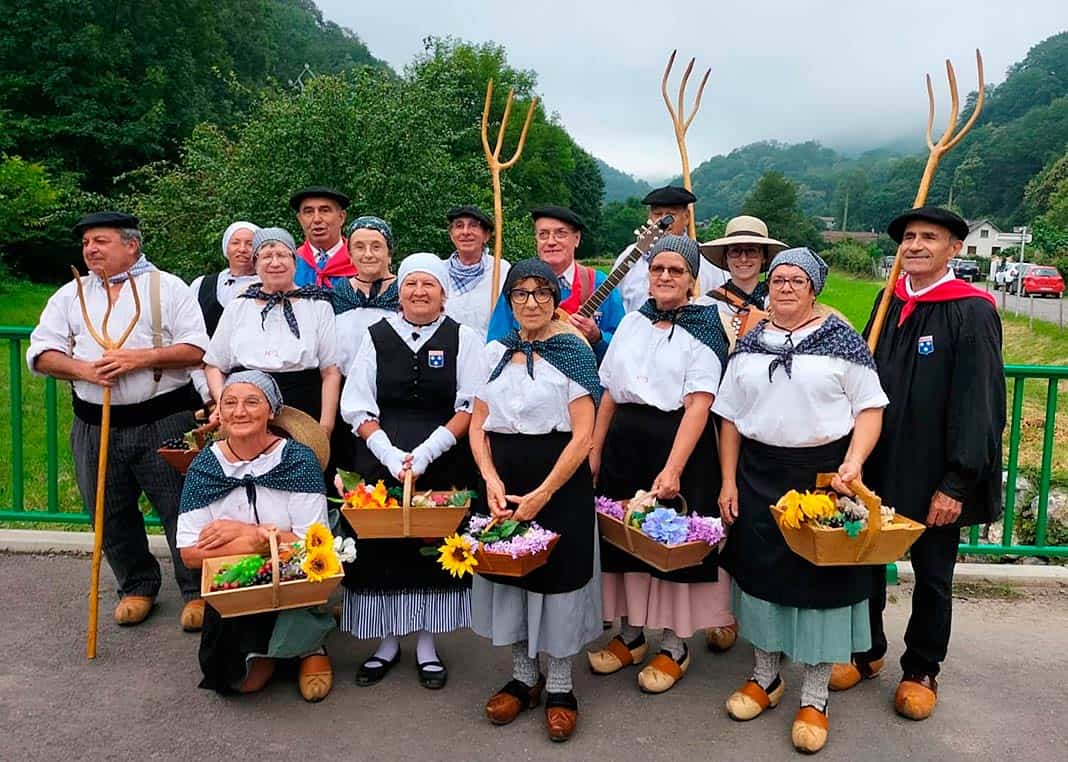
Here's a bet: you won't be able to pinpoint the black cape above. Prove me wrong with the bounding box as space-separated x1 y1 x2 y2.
862 291 1005 526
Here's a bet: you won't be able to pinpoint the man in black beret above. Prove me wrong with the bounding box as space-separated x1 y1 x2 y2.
28 212 210 631
442 205 509 336
290 186 353 288
612 186 726 312
832 206 1004 722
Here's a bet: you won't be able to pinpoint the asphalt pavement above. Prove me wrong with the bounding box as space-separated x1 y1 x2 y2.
983 281 1068 327
2 552 1066 762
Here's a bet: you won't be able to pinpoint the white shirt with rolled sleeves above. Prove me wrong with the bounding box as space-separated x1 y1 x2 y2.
444 253 509 339
339 314 484 433
613 244 728 313
203 296 337 373
27 269 209 405
176 441 327 547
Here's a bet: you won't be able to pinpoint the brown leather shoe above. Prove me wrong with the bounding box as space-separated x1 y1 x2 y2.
298 653 333 702
895 673 938 720
792 705 829 753
486 676 545 725
545 691 578 742
114 595 155 626
180 599 205 632
829 657 884 691
705 623 738 652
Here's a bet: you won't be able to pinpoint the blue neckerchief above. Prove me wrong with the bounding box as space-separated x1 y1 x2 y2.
488 329 602 403
105 255 156 284
447 250 488 294
331 277 399 315
238 283 329 338
179 441 324 519
732 313 876 382
638 299 729 369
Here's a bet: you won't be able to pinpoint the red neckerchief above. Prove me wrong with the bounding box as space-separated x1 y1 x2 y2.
893 275 996 326
557 262 596 314
296 240 356 287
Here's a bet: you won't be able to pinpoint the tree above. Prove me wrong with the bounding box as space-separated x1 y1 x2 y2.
741 172 823 250
599 198 646 255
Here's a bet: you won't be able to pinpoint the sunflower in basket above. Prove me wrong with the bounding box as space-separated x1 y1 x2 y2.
437 534 479 579
304 522 333 551
301 546 342 582
776 490 836 529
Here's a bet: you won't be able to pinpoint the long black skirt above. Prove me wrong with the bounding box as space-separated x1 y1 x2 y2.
479 431 595 595
599 403 722 583
198 604 278 694
342 407 478 594
722 436 871 610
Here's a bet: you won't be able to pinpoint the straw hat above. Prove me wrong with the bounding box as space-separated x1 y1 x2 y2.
699 215 787 270
269 406 330 471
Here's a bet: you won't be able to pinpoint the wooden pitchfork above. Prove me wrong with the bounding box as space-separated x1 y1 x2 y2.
71 265 142 659
867 50 985 353
662 50 711 240
481 79 537 308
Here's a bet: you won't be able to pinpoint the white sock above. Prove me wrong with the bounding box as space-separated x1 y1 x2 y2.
546 655 573 694
801 663 831 712
371 634 399 664
753 648 782 690
660 629 686 660
416 630 443 672
512 641 539 686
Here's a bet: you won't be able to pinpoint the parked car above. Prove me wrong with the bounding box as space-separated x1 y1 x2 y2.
1018 266 1064 298
950 258 981 282
994 262 1035 291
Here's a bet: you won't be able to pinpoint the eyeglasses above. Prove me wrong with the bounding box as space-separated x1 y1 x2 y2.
769 276 810 290
256 252 294 263
535 229 574 242
649 264 688 278
509 287 555 304
726 247 763 259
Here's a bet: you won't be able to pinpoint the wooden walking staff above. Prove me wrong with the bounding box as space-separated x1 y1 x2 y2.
481 79 538 307
661 50 711 240
867 50 985 353
71 265 142 659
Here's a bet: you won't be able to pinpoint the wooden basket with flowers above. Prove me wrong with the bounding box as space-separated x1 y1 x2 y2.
770 474 925 567
337 469 473 539
596 490 726 573
427 515 560 579
200 522 351 618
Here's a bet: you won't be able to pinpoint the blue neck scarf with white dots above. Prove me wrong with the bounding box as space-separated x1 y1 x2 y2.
179 441 324 519
638 299 729 369
331 276 399 315
732 313 876 382
488 329 602 403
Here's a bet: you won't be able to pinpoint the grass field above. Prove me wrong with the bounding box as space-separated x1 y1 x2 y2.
1 270 1065 528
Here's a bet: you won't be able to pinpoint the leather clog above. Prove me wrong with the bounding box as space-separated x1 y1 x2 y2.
637 646 690 694
705 623 738 652
792 705 829 753
895 673 938 720
486 676 545 726
545 691 578 742
114 595 155 626
179 599 205 632
829 657 883 691
587 634 648 675
726 676 786 721
299 653 333 702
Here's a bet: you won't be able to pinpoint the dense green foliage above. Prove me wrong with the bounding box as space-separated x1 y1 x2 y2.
597 158 651 202
740 171 824 250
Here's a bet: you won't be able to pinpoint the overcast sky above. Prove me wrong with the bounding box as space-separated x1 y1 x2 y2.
318 0 1066 181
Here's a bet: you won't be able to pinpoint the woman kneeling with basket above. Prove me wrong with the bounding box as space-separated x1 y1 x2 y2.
713 249 889 753
469 259 603 743
588 235 734 693
177 370 335 701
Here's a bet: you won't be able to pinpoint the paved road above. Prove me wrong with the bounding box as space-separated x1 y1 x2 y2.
982 281 1067 327
3 553 1067 762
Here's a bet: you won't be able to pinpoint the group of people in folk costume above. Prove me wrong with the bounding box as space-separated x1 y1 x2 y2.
28 178 1004 750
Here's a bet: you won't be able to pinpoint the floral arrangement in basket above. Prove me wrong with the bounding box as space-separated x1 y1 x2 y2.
333 469 476 511
774 489 896 537
596 493 725 547
425 514 560 579
207 523 356 592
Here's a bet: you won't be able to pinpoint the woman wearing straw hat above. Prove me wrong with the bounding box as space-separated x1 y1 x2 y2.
338 252 483 690
469 258 603 743
712 248 888 753
587 235 733 694
203 227 340 438
177 370 335 701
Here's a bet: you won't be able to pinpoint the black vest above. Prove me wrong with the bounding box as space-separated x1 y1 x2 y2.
197 272 225 336
368 316 460 418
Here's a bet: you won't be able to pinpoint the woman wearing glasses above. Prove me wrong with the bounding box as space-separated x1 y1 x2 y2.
469 258 602 742
587 235 733 694
712 248 888 753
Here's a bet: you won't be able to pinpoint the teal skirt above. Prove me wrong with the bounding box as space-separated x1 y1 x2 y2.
733 584 871 665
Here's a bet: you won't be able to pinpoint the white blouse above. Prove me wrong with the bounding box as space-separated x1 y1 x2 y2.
188 269 258 308
27 270 210 405
175 440 328 548
478 341 591 434
339 314 484 432
204 295 337 373
613 244 728 313
712 323 889 448
599 311 722 411
335 306 397 376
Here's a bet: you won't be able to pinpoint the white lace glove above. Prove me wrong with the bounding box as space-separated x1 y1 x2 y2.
366 429 408 480
409 426 457 478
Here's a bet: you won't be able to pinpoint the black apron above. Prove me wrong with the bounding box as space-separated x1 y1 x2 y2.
480 431 594 595
197 272 225 336
721 435 871 610
599 403 721 583
342 317 477 594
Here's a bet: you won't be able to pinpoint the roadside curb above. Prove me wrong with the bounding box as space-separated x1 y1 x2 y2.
0 529 170 557
896 560 1067 587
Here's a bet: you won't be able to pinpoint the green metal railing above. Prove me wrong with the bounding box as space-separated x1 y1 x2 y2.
1 326 1065 555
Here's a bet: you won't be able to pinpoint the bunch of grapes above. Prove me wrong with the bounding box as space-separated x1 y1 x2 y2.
160 435 190 451
279 559 307 582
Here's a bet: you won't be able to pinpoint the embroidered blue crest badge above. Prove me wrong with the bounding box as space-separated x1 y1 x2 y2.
427 349 445 368
917 335 935 356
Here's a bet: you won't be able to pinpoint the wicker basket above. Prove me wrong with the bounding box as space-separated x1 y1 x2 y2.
475 534 560 577
770 475 925 567
597 494 715 573
201 529 343 618
157 421 216 476
341 471 470 539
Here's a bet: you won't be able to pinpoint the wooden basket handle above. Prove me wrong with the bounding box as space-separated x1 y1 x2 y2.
402 470 414 537
268 528 280 610
816 473 883 560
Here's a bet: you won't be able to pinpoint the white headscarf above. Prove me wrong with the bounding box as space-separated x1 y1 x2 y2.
221 221 261 260
397 252 448 292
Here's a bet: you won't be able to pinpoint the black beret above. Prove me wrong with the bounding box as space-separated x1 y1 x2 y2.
446 205 493 231
73 211 139 237
641 185 696 207
887 206 969 243
530 205 586 231
289 186 351 211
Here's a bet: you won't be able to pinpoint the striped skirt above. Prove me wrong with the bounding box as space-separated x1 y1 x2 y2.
341 588 471 639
